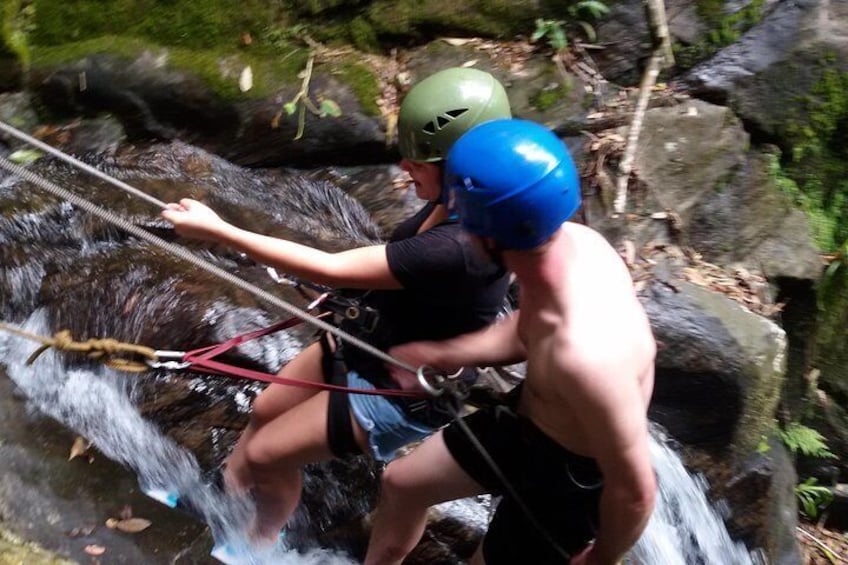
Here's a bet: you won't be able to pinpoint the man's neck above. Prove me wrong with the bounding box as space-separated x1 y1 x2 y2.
504 228 565 294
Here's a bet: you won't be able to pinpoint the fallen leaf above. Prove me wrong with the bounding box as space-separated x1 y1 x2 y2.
69 436 89 461
84 545 106 556
67 525 96 538
682 267 708 287
441 37 473 46
239 66 253 93
115 518 152 533
460 59 478 68
105 518 120 529
8 149 43 165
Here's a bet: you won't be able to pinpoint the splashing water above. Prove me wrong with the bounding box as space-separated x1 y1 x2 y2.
2 312 766 564
630 430 762 565
0 310 356 565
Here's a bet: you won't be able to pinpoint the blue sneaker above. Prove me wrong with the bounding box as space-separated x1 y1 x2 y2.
210 542 242 564
142 487 179 508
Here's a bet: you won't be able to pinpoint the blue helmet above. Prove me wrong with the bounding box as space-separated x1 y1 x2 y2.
445 119 581 250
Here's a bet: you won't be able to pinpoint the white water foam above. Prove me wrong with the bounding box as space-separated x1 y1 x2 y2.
630 430 762 565
0 309 355 564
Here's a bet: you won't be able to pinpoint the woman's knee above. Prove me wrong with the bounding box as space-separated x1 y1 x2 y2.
379 461 428 505
249 395 279 428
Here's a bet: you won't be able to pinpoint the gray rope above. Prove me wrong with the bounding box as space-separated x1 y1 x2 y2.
0 154 418 376
0 121 168 209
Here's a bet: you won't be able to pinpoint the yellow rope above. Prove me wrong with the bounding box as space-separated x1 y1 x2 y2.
0 322 157 373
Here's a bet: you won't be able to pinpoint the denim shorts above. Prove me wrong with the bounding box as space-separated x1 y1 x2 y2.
347 371 436 461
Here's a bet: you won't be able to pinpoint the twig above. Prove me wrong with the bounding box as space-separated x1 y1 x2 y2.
293 54 317 140
613 0 675 216
797 526 844 564
612 51 662 215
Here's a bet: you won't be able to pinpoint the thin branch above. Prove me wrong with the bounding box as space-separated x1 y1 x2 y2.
613 52 662 215
613 0 675 216
797 526 844 564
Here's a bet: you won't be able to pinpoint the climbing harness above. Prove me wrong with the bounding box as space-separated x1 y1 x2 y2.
0 119 570 560
272 270 381 336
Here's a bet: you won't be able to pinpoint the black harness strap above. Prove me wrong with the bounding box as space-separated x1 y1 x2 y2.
320 333 362 458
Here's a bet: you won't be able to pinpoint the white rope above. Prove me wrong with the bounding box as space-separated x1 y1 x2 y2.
0 147 418 376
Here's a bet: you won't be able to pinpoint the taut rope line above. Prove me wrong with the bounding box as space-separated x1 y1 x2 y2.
0 121 167 209
0 152 418 377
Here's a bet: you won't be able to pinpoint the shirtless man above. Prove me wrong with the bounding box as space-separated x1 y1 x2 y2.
364 119 657 565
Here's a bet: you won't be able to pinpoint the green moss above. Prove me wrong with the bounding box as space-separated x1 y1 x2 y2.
675 0 765 72
366 0 534 39
0 527 74 565
784 67 848 252
31 36 309 100
2 0 35 68
326 56 380 115
31 0 283 50
531 83 569 112
349 16 378 52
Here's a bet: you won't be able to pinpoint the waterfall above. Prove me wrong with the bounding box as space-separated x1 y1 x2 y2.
0 310 355 565
1 312 764 564
631 430 763 565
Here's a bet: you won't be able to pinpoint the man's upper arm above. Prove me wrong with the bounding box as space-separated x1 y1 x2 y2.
564 346 653 486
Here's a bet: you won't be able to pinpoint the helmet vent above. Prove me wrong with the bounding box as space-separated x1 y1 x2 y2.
423 121 437 134
446 108 468 119
436 115 451 128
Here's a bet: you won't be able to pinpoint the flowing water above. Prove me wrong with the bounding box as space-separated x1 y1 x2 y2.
0 312 763 564
0 310 356 564
631 430 762 565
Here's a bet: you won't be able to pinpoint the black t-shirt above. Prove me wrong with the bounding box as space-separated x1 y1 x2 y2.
342 202 509 381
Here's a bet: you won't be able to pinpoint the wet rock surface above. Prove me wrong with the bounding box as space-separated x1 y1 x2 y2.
0 369 212 564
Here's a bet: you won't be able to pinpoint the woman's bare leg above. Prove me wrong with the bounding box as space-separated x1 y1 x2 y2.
224 341 326 492
241 389 337 543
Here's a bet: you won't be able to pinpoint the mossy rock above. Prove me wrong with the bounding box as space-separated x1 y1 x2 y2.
0 527 74 565
366 0 542 39
816 264 848 402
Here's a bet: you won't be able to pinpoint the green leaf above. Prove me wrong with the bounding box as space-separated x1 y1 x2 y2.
8 149 43 165
550 27 568 50
319 99 342 118
577 0 610 19
778 422 837 458
576 20 597 42
530 19 548 42
283 101 298 116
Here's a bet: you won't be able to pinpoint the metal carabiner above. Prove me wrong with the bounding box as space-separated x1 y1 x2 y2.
416 365 446 397
147 350 192 370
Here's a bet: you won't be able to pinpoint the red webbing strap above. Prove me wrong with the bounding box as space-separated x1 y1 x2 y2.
186 315 313 361
184 355 425 398
181 315 427 399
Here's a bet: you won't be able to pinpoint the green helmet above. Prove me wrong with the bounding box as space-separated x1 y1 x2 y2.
398 67 512 162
